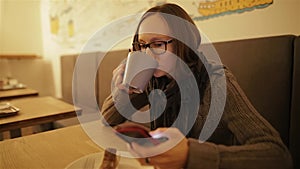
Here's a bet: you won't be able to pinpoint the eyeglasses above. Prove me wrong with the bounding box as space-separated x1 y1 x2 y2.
132 39 173 55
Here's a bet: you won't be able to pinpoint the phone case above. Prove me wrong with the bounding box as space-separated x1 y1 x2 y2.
115 126 168 147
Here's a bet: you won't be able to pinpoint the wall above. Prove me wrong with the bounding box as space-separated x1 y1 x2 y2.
0 1 2 48
40 0 300 51
42 0 299 98
1 0 299 98
0 0 43 55
194 0 300 42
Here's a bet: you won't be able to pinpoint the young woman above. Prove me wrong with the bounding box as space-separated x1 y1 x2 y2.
101 3 292 169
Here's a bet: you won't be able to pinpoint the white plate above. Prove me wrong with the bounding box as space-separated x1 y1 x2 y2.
65 152 153 169
0 84 26 91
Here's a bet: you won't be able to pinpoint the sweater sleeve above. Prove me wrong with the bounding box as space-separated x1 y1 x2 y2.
185 69 293 169
101 89 149 126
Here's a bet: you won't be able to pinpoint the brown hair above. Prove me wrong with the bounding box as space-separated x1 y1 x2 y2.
132 3 203 76
133 4 209 134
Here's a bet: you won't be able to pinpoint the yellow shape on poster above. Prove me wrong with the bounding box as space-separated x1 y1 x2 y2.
198 0 273 17
50 16 59 35
68 20 74 37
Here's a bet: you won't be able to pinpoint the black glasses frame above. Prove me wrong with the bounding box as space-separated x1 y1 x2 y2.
132 39 173 55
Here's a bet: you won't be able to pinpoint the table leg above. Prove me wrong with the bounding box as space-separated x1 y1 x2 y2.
10 129 22 138
0 132 3 141
33 123 54 134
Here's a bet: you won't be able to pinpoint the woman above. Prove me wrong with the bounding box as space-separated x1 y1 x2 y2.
101 3 292 169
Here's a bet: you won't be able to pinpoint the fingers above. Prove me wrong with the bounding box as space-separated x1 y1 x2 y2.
136 157 152 166
129 143 167 167
128 128 188 169
112 63 125 88
128 143 154 166
129 128 186 157
149 127 184 139
130 142 168 158
112 63 135 95
130 142 146 152
126 143 140 158
115 75 123 87
130 142 152 157
112 63 138 95
149 128 168 137
128 142 153 166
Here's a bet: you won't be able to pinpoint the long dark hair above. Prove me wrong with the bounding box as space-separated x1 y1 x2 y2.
133 3 202 71
132 3 209 136
132 3 207 95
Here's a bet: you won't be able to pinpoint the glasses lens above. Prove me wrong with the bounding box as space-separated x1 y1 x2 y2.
133 40 171 54
133 42 148 52
150 41 166 54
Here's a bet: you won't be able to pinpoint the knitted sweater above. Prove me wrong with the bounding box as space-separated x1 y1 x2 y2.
101 65 292 169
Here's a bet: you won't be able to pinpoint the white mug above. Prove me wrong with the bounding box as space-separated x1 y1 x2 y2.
122 51 158 93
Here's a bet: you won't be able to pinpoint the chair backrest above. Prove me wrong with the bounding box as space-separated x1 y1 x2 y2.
1 58 55 97
210 35 296 146
290 36 300 168
61 51 128 109
62 35 295 146
61 35 299 168
97 50 128 107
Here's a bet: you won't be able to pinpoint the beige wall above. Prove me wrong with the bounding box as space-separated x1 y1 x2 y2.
0 0 299 98
195 0 300 42
72 0 300 49
1 1 299 53
0 0 43 55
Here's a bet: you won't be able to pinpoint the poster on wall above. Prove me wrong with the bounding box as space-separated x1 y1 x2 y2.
47 0 273 50
48 0 165 50
193 0 273 20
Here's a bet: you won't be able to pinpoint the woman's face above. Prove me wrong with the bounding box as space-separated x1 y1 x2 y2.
138 14 177 78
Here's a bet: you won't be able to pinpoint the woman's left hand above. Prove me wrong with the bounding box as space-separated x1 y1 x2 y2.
128 127 189 169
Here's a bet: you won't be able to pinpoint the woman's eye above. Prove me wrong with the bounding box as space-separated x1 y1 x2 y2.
152 42 164 48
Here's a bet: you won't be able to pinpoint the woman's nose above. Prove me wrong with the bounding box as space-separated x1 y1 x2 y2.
145 48 158 60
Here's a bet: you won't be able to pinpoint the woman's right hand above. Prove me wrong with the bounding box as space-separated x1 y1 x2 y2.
112 62 126 90
112 60 139 94
128 128 188 169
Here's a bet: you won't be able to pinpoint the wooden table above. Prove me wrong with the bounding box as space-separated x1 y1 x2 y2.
0 96 81 134
0 123 152 169
0 88 38 100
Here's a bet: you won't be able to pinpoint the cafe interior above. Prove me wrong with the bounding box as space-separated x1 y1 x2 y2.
0 0 299 169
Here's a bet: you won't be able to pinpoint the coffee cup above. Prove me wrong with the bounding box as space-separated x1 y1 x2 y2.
122 51 158 93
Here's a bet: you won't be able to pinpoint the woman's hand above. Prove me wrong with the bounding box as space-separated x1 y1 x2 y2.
128 127 189 169
112 61 137 94
112 62 127 90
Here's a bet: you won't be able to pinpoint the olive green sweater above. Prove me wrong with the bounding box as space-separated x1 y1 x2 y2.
101 65 292 169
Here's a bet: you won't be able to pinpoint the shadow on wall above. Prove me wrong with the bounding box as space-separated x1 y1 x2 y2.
0 58 56 97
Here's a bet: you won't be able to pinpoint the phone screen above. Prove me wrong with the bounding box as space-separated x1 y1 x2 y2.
115 126 168 147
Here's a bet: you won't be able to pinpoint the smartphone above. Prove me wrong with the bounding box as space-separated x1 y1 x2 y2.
115 126 168 147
